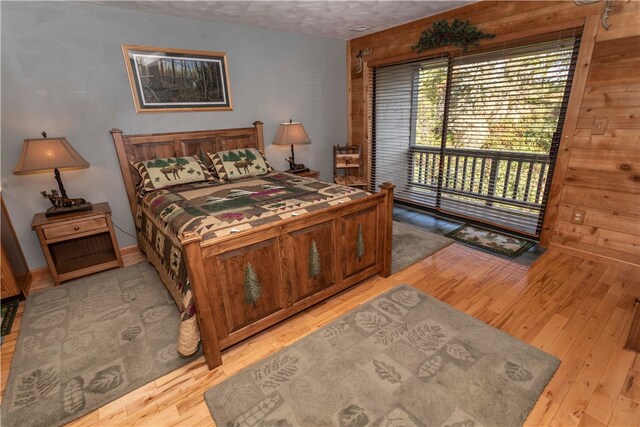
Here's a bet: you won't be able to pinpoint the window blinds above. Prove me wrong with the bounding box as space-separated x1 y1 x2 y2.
370 36 580 236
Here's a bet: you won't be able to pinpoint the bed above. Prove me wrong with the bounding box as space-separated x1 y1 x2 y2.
111 121 395 369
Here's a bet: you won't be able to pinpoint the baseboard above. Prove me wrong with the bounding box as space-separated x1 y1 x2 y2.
29 266 52 283
548 243 639 269
28 245 142 292
120 244 143 258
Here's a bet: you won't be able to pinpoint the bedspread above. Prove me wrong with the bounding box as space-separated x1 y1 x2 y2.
136 172 369 355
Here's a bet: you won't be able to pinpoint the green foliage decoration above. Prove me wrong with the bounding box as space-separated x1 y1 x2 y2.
244 262 262 305
227 151 241 162
309 240 320 278
356 224 365 260
146 158 169 168
412 19 495 53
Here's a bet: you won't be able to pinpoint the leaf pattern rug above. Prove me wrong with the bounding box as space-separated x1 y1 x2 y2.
205 285 559 426
446 225 535 258
1 263 200 427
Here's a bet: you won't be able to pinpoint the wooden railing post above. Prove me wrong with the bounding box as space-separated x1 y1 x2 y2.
379 182 395 277
181 232 222 370
486 154 500 206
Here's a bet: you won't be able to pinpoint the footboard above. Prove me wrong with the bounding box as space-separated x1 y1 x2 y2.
182 183 395 369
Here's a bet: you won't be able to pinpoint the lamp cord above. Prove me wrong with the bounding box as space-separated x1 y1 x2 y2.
112 221 138 240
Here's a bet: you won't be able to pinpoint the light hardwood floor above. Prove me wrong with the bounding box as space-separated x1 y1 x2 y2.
1 243 638 426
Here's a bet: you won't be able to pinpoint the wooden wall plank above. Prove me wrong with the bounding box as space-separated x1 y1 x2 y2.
573 131 640 151
560 187 640 216
581 93 640 108
568 149 640 172
551 228 640 265
557 204 640 236
597 228 640 256
564 169 640 194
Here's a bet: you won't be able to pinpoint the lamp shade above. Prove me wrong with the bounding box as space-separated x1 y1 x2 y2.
13 137 89 175
272 122 311 146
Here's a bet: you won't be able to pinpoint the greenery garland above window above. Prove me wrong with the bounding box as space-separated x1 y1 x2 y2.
412 19 495 53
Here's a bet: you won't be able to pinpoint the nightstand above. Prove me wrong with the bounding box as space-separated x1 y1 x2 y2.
290 169 320 179
31 202 123 285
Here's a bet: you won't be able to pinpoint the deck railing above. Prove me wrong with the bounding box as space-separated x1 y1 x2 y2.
409 145 551 212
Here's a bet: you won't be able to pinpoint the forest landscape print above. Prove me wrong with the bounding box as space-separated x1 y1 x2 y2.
123 45 232 112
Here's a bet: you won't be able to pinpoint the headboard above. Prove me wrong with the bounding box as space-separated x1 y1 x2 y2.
110 121 264 218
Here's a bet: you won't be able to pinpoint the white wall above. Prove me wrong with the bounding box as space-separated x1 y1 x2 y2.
1 1 347 269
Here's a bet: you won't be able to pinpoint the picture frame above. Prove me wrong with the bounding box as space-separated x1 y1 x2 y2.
122 44 233 113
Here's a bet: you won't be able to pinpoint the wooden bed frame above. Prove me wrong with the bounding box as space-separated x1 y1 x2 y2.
111 121 394 369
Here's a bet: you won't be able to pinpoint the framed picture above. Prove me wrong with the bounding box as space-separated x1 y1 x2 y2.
122 44 232 113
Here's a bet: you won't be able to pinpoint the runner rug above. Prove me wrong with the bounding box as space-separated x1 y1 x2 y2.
205 285 559 426
447 224 535 258
1 262 200 427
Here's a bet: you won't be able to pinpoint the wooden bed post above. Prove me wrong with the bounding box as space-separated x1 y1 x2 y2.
110 128 138 220
253 121 265 153
380 182 395 277
181 232 222 369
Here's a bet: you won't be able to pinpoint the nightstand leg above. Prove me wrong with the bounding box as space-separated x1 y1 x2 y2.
106 213 124 268
36 228 62 285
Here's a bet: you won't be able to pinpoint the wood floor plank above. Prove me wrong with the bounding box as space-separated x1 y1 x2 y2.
1 244 638 426
525 395 561 427
607 395 640 427
583 311 637 424
620 366 639 404
550 292 635 426
541 353 585 406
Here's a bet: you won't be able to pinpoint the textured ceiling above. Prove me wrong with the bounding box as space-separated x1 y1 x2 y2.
90 1 475 40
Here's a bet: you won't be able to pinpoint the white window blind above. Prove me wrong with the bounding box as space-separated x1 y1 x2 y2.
371 35 580 237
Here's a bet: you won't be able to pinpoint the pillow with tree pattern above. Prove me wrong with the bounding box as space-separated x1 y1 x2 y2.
208 148 274 181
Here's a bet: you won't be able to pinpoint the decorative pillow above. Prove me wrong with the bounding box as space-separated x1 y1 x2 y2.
208 148 274 181
132 156 215 191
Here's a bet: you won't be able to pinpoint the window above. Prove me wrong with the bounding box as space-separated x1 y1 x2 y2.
371 36 580 236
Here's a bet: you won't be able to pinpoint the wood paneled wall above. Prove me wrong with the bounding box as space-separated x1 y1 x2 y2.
348 0 640 266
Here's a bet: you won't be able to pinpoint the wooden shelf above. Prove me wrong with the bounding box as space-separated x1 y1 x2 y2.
50 233 118 274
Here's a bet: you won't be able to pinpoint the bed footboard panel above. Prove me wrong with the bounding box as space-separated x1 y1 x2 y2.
182 185 394 369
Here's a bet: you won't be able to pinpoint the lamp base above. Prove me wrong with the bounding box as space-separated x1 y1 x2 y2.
45 202 93 217
286 165 309 174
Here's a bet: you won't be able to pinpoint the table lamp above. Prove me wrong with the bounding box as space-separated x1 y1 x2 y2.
272 119 312 173
13 131 92 217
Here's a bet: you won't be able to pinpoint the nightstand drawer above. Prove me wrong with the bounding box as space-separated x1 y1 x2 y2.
43 217 107 240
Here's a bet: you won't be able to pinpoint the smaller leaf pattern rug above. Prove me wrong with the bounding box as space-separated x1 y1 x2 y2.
205 285 559 426
1 263 200 427
446 225 535 258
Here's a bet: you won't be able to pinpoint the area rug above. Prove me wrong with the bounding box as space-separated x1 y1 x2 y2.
1 298 19 338
446 224 535 258
1 262 200 427
392 221 454 273
204 285 559 426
